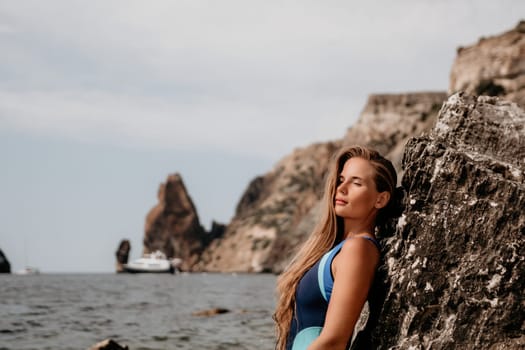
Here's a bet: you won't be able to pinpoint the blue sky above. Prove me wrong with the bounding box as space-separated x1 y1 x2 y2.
1 1 523 272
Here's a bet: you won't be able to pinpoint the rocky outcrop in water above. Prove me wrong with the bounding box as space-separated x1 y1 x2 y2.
115 239 130 273
450 21 525 108
370 92 525 349
191 307 230 317
143 173 208 271
88 339 128 350
0 248 11 273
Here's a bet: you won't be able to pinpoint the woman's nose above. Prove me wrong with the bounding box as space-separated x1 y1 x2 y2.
338 184 347 194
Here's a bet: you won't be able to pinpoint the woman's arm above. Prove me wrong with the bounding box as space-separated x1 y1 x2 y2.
307 238 380 350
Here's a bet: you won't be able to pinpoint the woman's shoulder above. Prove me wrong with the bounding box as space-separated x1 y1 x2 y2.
339 236 380 261
331 236 380 279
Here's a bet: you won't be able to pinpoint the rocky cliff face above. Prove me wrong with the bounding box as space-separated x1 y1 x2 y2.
133 20 524 349
193 91 446 273
142 22 524 283
342 92 446 174
450 21 525 108
370 93 525 349
143 173 208 271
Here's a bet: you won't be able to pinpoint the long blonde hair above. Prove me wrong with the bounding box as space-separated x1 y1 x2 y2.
273 145 398 350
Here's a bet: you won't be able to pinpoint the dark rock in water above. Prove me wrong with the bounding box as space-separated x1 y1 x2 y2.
88 338 128 350
143 173 207 271
0 248 11 273
371 93 525 349
115 239 130 273
191 307 230 317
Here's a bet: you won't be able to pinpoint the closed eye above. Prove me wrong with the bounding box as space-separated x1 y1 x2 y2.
350 176 363 186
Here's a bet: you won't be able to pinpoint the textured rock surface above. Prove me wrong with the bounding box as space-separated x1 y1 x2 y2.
0 248 11 273
143 173 207 271
372 93 525 349
450 21 525 108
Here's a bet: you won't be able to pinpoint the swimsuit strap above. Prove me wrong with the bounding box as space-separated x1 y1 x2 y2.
318 236 380 302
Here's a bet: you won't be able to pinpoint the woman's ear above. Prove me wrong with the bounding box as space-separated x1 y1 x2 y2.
375 191 391 209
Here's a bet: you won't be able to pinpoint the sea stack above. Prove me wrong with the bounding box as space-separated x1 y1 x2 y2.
115 239 130 273
143 173 208 271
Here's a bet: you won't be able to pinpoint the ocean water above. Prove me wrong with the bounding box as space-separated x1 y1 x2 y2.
0 273 277 350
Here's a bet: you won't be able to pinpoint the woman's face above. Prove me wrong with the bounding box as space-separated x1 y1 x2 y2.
334 157 385 221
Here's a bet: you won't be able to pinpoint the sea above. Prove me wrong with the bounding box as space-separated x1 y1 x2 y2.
0 273 277 350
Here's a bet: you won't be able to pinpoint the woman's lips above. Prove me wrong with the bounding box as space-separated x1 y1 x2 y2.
335 198 347 205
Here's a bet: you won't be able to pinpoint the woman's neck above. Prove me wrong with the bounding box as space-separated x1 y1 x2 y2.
343 217 376 238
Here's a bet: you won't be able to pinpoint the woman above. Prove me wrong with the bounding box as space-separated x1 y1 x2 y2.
274 145 400 350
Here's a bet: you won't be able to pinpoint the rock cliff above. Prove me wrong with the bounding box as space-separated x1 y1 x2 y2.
342 92 446 173
132 20 525 349
450 21 525 108
143 173 208 271
141 22 524 283
194 91 446 273
370 92 525 349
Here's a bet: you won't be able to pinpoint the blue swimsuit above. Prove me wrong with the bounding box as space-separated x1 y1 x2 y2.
286 237 380 350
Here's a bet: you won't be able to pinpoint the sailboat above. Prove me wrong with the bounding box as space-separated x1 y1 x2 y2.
15 238 40 275
14 267 40 275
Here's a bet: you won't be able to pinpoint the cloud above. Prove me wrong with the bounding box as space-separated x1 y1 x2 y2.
0 87 368 157
1 0 524 158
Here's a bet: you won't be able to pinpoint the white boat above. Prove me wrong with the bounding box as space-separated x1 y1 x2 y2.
122 250 180 274
14 267 40 275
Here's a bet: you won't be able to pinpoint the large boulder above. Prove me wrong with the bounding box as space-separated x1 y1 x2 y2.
372 93 525 349
450 21 525 108
0 248 11 273
143 173 207 271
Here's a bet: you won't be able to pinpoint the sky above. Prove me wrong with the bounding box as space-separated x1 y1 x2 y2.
1 1 523 273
